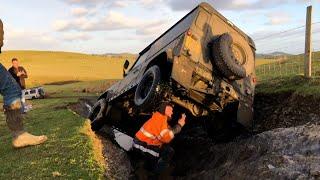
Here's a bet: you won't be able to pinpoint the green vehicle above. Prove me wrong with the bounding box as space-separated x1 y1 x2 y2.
89 2 256 135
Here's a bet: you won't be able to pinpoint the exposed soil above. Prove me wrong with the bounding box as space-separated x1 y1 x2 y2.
70 92 320 179
73 80 119 94
254 92 320 133
68 97 97 118
44 80 81 85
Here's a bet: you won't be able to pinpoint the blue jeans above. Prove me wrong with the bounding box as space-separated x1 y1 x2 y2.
0 63 22 107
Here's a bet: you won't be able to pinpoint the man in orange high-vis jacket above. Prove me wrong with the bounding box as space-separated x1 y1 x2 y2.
133 102 186 174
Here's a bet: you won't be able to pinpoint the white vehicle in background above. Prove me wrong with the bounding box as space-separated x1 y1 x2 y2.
24 86 45 100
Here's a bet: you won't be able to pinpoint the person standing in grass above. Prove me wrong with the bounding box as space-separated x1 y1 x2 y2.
8 58 28 90
0 19 47 148
8 58 28 112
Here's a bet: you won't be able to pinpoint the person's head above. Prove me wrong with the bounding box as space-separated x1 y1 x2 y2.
12 58 19 68
0 19 4 53
159 102 174 119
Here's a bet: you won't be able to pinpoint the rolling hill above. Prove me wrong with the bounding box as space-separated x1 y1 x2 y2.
0 50 136 86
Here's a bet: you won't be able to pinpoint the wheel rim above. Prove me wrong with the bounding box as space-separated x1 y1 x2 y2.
231 43 247 65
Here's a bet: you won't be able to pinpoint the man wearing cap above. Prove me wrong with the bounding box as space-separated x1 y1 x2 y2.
133 102 186 174
0 19 47 148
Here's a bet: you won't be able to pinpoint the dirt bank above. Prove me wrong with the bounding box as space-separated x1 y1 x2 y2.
68 97 133 179
254 92 320 133
70 92 320 179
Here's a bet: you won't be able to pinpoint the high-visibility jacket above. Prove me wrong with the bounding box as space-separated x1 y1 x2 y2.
135 112 174 147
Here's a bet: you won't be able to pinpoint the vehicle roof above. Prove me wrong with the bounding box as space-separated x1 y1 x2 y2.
138 2 255 56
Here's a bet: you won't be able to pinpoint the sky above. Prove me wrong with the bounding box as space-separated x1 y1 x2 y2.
0 0 319 54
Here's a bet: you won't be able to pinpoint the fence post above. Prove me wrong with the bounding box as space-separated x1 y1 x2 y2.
304 6 313 78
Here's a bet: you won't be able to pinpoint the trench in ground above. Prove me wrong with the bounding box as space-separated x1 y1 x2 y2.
69 92 320 178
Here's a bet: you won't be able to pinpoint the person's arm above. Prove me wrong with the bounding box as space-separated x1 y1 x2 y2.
158 114 186 143
171 113 186 135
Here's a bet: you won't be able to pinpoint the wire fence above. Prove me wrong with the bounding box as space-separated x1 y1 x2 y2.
254 21 320 82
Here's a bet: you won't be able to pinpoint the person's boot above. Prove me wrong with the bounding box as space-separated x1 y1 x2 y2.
5 108 47 148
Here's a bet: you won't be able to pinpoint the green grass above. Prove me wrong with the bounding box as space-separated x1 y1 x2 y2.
0 91 105 179
0 51 131 179
256 51 320 82
256 75 320 96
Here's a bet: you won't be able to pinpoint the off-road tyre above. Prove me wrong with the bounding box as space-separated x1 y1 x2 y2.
89 98 108 131
134 65 161 111
211 33 246 80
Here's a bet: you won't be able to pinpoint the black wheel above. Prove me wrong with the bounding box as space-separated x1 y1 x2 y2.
134 65 161 111
89 98 108 131
211 33 247 80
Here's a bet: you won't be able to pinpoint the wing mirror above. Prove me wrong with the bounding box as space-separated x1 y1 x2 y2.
123 60 130 77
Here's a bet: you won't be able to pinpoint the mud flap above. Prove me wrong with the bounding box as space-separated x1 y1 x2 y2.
237 101 253 129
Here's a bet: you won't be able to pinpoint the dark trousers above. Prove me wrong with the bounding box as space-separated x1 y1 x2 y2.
133 138 175 173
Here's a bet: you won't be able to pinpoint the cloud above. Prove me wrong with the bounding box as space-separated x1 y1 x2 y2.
164 0 311 11
71 7 89 16
110 1 129 8
53 18 88 31
61 0 106 7
54 11 167 32
3 28 59 50
266 12 291 25
62 32 91 41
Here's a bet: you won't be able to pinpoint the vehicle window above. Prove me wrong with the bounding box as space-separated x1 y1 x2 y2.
196 10 209 30
25 91 29 95
30 90 36 94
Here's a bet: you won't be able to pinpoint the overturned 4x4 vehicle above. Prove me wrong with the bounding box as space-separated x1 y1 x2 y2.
89 2 256 135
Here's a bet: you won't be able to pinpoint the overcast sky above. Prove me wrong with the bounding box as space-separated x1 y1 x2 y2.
0 0 319 54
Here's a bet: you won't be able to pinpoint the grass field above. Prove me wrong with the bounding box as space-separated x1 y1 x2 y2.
0 90 105 179
255 58 279 66
0 50 136 86
0 50 128 179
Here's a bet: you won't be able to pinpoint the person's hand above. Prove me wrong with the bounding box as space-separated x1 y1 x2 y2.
178 113 186 127
17 71 23 76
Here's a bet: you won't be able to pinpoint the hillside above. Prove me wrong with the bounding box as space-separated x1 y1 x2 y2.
0 51 136 86
257 51 292 59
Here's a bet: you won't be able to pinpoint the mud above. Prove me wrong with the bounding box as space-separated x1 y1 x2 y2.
68 97 97 118
71 92 320 179
254 92 320 133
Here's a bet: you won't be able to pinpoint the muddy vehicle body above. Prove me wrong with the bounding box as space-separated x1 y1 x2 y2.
89 2 256 135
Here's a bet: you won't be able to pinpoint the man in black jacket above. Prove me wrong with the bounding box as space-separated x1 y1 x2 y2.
8 58 28 112
8 58 28 90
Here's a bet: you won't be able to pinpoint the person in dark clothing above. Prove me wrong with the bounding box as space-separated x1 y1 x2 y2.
8 58 28 112
8 58 28 90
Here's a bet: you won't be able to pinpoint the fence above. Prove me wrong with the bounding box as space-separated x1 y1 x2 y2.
256 51 320 82
254 10 320 82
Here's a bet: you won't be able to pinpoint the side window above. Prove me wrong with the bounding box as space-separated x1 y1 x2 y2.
195 10 209 30
30 90 36 94
25 91 29 95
